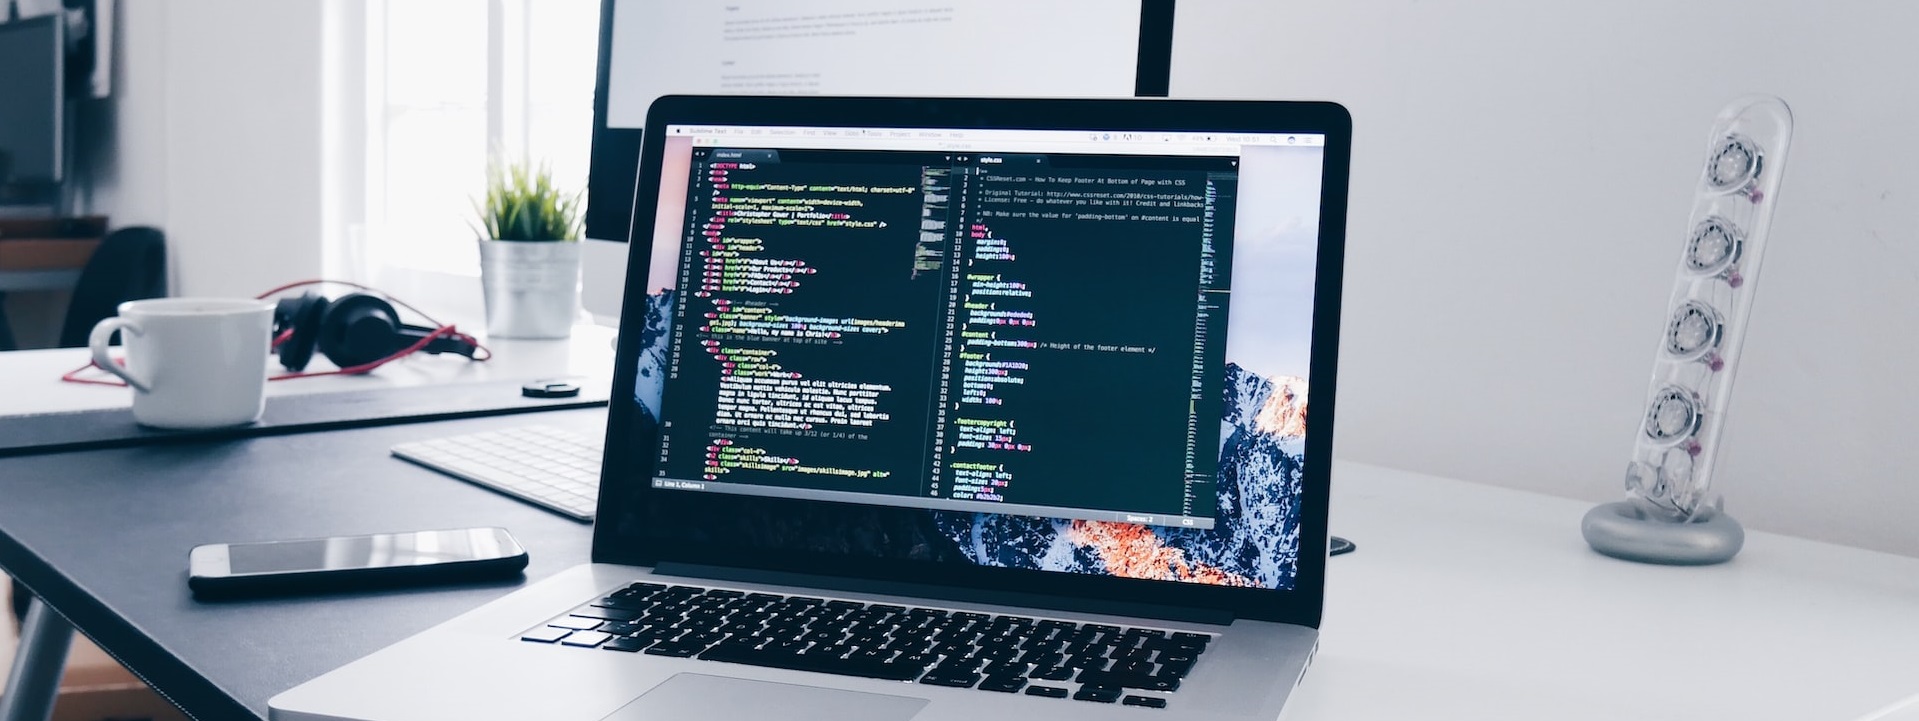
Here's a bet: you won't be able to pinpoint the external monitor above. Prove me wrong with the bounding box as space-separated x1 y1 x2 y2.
580 0 1176 322
0 16 65 204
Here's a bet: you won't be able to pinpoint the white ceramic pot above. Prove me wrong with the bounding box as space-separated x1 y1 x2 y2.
477 238 582 339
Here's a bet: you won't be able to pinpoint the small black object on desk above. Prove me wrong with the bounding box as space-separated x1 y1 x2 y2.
522 379 583 398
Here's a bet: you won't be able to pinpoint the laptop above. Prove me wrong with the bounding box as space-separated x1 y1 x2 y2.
270 95 1351 721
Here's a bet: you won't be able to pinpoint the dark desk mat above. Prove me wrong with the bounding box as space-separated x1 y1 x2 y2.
0 379 610 457
0 409 606 719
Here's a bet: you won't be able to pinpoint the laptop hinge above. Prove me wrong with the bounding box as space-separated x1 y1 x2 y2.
655 562 1237 626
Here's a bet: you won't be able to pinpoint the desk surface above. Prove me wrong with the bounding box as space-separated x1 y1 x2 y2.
0 324 618 418
0 409 608 719
2 418 1916 720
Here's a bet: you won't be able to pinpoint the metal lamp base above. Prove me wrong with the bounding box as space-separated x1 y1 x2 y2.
1581 501 1744 565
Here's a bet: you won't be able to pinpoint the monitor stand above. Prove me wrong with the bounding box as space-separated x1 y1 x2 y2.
580 236 630 327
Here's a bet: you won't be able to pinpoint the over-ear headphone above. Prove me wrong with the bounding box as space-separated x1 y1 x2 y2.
272 292 480 371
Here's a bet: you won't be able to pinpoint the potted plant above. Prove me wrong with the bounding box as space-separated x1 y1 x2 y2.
473 160 583 339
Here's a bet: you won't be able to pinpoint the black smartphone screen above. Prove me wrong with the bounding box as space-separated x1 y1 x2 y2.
224 528 522 575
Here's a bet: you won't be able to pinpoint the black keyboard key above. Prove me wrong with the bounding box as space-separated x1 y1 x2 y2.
918 673 980 688
894 653 937 668
1138 676 1181 692
785 640 826 654
602 636 649 653
1026 685 1069 698
613 582 665 598
1065 654 1110 671
715 637 763 652
975 646 1021 662
1020 636 1067 652
810 645 856 661
978 675 1027 693
1077 669 1182 692
571 606 643 622
644 643 704 658
933 655 986 673
1074 685 1123 703
981 660 1027 678
1029 665 1075 681
1159 658 1197 678
633 627 680 643
1123 695 1168 709
601 621 642 636
1077 668 1134 686
979 635 1020 649
681 632 726 647
593 597 652 611
1170 632 1211 647
560 631 612 648
520 626 571 643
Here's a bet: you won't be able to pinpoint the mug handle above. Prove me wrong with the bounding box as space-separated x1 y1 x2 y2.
88 317 151 392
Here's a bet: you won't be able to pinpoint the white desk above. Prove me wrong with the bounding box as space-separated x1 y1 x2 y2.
0 324 618 418
1311 462 1919 721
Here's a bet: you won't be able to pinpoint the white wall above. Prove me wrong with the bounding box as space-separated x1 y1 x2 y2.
1173 0 1919 556
85 0 331 298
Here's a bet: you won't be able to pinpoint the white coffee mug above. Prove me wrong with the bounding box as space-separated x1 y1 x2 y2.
88 298 276 429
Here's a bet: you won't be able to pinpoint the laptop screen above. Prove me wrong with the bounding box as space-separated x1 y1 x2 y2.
626 121 1324 592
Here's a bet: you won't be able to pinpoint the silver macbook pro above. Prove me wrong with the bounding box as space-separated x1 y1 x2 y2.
270 94 1351 721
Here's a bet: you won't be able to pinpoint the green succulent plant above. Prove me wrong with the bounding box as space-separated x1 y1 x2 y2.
473 160 582 241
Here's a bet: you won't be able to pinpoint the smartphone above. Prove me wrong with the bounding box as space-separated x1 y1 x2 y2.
188 527 529 598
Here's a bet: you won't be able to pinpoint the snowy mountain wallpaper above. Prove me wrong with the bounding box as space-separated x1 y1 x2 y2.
926 364 1305 589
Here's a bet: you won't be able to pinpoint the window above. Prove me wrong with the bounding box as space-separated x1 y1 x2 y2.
361 0 599 279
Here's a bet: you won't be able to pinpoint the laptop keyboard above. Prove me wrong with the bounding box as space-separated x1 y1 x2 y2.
520 582 1210 709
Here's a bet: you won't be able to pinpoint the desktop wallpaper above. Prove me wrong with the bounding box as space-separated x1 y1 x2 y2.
629 138 1321 591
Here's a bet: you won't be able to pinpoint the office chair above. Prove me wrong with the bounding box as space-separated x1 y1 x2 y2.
0 227 166 352
56 226 168 348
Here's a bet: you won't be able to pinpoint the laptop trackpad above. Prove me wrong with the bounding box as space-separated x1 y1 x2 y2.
601 673 929 721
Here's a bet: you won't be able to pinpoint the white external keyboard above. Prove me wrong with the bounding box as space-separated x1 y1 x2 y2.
392 425 604 521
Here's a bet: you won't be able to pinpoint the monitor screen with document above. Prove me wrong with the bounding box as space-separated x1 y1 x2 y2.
581 0 1173 321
